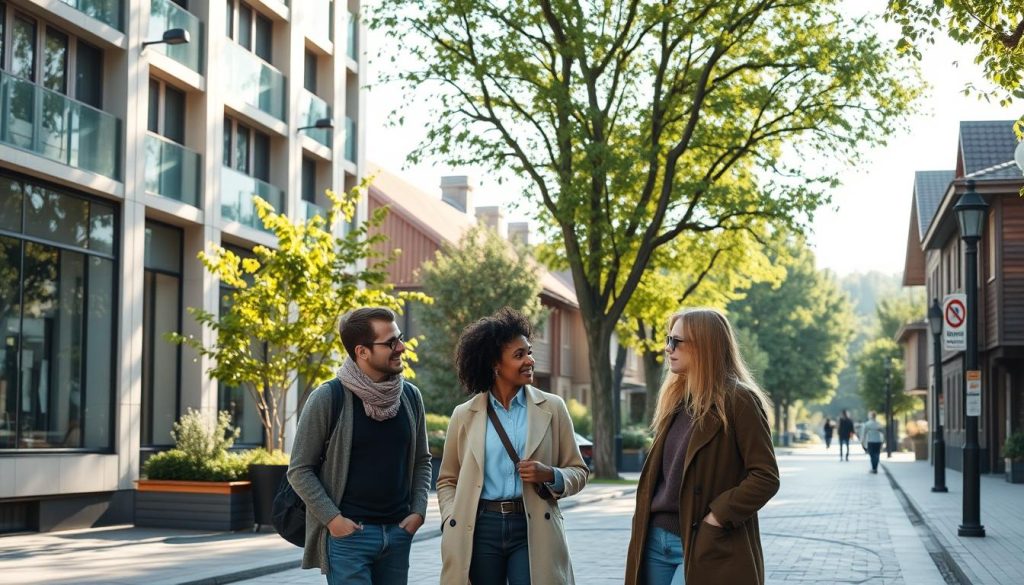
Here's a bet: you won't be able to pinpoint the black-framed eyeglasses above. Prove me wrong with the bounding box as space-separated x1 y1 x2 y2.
665 335 687 352
369 333 405 351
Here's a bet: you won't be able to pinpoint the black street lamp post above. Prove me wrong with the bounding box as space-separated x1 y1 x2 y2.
885 361 893 458
954 180 987 538
928 298 948 493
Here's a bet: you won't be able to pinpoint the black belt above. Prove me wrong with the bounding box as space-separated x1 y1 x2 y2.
479 499 525 515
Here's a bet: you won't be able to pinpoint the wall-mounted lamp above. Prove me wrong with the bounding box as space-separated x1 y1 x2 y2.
297 118 334 132
142 28 191 49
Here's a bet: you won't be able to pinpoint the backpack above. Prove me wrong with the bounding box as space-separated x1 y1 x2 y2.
271 379 420 547
272 378 344 547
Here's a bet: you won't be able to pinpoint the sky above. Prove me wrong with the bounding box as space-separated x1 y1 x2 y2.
362 2 1016 278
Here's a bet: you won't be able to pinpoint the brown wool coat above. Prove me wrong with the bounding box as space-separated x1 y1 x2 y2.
624 387 780 585
437 386 590 585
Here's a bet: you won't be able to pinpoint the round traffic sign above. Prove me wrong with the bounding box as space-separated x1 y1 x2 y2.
945 299 965 328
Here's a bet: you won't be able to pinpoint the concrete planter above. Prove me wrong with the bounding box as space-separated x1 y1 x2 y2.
1005 458 1024 484
134 480 254 531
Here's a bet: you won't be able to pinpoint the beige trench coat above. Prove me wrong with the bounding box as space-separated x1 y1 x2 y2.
437 386 590 584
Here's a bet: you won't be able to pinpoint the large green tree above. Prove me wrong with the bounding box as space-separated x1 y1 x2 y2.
728 240 856 440
855 289 926 415
371 0 920 476
888 1 1024 104
173 188 425 452
417 225 545 415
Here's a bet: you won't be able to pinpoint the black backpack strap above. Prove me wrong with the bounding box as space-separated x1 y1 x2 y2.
320 378 345 463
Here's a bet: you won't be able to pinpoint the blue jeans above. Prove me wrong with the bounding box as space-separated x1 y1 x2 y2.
839 437 850 459
867 442 882 471
326 523 413 585
645 526 684 585
469 509 531 584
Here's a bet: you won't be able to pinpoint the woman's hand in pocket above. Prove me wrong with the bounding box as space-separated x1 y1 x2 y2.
702 511 722 527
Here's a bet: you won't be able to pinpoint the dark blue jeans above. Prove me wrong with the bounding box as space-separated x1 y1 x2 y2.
867 442 882 471
839 437 850 459
469 509 531 585
326 523 413 585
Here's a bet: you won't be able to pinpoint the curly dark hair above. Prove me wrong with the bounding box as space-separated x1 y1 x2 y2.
455 307 533 394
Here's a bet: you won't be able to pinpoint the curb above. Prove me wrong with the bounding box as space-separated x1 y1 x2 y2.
175 486 638 585
882 465 973 585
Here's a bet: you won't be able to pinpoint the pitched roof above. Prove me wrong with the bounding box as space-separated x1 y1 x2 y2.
913 170 953 237
958 120 1017 177
366 163 579 307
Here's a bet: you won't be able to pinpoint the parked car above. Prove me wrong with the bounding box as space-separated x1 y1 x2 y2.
575 433 593 469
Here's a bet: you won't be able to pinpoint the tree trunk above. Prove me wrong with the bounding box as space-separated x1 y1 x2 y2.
612 343 627 410
587 330 618 479
773 401 783 445
642 349 663 426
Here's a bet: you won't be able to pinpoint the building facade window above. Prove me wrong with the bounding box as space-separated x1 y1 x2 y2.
0 173 116 451
223 117 270 182
141 221 182 447
226 0 273 62
148 79 186 145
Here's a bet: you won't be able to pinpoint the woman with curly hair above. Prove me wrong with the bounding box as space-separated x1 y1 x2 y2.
624 308 779 585
437 307 589 584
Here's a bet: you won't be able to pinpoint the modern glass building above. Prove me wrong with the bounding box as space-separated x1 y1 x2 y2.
0 0 365 533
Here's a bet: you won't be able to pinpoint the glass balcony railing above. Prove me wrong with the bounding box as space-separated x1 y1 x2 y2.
61 0 122 31
346 11 357 61
301 200 325 222
222 42 287 121
344 116 356 162
221 166 284 232
0 71 121 180
299 90 332 148
307 0 333 45
144 133 201 206
149 0 204 73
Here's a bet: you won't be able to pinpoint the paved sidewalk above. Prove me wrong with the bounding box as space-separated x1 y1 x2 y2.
884 455 1024 585
0 483 634 585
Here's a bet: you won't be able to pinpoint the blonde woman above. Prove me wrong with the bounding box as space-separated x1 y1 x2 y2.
624 308 780 585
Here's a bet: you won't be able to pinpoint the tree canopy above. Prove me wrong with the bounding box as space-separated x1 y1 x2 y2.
888 1 1024 105
172 188 425 452
370 0 920 476
727 239 856 438
417 225 545 415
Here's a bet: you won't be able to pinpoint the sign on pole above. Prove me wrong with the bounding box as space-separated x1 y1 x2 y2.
966 370 982 417
943 294 967 351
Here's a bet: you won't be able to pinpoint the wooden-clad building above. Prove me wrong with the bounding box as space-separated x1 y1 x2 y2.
903 120 1024 474
366 164 645 407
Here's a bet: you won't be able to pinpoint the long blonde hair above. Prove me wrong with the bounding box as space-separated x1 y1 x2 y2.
651 308 771 437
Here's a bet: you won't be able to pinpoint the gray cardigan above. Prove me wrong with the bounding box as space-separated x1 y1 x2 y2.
287 378 432 574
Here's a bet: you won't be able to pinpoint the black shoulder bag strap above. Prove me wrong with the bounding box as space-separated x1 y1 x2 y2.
486 399 554 501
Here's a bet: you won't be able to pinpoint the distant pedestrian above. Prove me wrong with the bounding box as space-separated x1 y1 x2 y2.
861 411 886 474
437 307 589 584
823 418 834 450
837 410 855 461
624 308 780 585
287 307 432 585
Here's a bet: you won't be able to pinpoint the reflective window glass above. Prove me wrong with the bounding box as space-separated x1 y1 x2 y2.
89 202 115 255
43 28 68 94
75 41 103 109
25 186 89 248
144 221 182 273
0 176 23 232
0 236 22 449
11 17 36 81
83 256 113 448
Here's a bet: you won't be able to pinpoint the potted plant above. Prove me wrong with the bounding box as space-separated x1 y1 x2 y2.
426 413 450 490
170 187 427 525
1003 432 1024 484
620 425 653 473
905 420 929 461
136 410 254 531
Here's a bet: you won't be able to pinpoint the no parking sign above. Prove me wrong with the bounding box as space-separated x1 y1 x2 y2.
943 294 967 351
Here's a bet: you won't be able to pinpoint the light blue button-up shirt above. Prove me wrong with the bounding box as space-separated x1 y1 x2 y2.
481 387 564 500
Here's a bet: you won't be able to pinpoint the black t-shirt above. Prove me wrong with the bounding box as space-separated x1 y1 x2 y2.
838 417 855 439
339 394 411 524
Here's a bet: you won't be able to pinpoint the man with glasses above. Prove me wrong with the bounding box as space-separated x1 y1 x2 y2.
288 307 432 585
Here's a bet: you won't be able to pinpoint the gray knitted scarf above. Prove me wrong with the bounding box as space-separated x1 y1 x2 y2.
337 358 403 421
